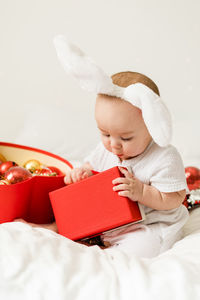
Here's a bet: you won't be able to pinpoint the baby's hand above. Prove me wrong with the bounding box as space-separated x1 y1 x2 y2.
112 167 144 202
64 167 93 184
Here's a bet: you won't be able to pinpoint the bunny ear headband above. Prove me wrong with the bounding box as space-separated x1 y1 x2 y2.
53 35 172 147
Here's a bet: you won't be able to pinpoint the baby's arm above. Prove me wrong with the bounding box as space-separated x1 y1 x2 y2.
113 167 186 210
140 185 186 210
64 162 93 184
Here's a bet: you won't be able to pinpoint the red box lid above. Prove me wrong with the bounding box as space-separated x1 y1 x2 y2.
50 166 143 240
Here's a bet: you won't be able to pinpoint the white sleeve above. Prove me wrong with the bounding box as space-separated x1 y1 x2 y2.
83 143 106 172
150 146 188 193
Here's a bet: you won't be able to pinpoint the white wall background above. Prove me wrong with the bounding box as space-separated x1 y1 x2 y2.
0 0 200 165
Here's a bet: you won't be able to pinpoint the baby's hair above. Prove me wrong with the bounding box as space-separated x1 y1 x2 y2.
111 71 160 96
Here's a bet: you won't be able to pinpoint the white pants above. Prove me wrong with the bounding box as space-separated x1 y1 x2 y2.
102 223 183 259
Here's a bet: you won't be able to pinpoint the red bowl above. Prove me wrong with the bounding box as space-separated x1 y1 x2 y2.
0 142 72 224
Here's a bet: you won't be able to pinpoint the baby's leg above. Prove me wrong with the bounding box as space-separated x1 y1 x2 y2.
103 224 163 258
14 219 58 233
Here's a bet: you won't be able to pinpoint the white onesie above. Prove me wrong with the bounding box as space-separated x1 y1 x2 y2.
84 140 189 258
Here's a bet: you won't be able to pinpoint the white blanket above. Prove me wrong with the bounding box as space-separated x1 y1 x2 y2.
0 208 200 300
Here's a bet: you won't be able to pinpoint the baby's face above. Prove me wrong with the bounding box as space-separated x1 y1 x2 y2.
95 95 152 161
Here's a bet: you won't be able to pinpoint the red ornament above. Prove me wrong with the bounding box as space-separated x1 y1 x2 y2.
0 161 18 175
33 167 56 176
47 166 63 176
5 166 32 184
40 168 56 176
185 166 200 191
185 166 200 182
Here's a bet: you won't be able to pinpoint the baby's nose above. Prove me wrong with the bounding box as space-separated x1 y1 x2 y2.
110 138 121 149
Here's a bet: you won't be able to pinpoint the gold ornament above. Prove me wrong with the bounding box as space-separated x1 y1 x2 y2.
23 159 42 173
0 153 7 163
0 179 9 185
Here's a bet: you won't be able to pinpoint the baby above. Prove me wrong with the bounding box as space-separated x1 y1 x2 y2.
16 36 189 258
63 71 188 258
16 71 188 257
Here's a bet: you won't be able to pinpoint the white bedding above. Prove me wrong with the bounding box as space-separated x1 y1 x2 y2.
1 98 200 300
0 208 200 300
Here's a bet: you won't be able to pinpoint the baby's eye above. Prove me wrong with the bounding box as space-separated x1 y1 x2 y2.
121 137 133 141
102 133 110 137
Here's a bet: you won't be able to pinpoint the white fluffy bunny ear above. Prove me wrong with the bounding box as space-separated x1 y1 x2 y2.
53 35 114 95
53 35 172 147
124 83 172 147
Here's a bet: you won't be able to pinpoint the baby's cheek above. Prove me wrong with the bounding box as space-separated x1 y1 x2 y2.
124 144 132 154
101 136 107 145
102 139 110 151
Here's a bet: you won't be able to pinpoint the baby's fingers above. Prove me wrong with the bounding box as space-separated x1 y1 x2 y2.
112 177 128 185
64 173 73 184
118 190 132 198
81 171 89 180
113 183 130 192
71 169 84 182
118 166 134 179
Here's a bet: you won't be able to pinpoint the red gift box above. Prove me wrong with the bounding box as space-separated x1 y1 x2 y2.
0 142 72 224
50 166 144 241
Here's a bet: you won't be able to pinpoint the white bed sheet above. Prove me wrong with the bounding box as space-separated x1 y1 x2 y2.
0 207 200 300
1 103 200 299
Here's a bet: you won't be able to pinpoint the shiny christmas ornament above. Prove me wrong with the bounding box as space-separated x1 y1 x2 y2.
0 179 10 185
185 166 200 183
23 159 42 173
5 166 32 184
47 166 63 176
188 180 200 191
0 161 18 175
0 153 6 163
185 166 200 191
33 168 41 175
34 167 56 176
